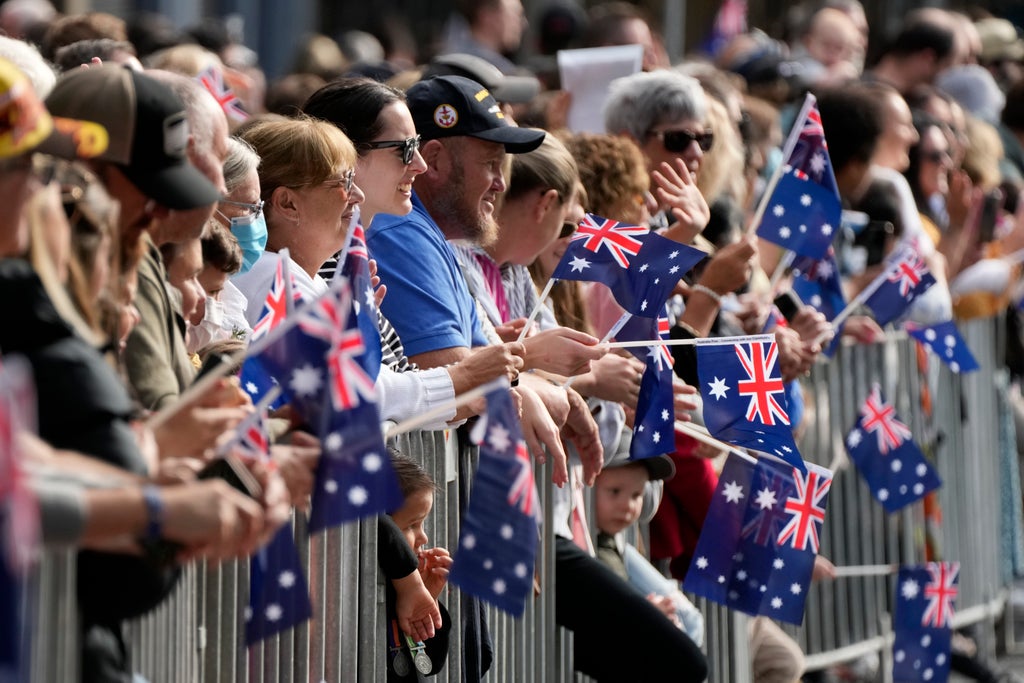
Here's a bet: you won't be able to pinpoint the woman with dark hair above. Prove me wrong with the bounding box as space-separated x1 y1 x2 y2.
303 77 427 231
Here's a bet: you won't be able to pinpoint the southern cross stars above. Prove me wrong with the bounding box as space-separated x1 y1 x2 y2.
722 480 744 503
708 377 729 399
569 256 590 273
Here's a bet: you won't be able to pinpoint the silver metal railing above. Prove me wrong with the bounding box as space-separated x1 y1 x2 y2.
25 316 1022 682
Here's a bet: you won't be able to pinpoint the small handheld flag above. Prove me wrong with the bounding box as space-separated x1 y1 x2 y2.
844 385 941 513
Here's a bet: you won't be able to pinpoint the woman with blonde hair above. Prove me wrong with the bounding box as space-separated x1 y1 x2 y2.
233 115 364 316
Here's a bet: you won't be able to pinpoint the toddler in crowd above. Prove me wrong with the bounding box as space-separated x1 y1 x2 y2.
384 451 453 680
593 448 705 646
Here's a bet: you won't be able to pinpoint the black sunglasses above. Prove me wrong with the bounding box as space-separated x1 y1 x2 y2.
559 221 578 239
362 135 421 165
647 129 714 153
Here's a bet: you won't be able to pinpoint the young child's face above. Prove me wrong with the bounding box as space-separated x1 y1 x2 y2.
390 489 433 551
594 463 649 536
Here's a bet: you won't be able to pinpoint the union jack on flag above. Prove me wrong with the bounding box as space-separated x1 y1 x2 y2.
196 65 248 122
696 334 805 471
684 454 832 624
923 562 959 628
735 341 790 426
449 383 540 616
893 562 960 682
845 384 940 513
251 257 291 341
863 247 937 327
571 214 649 268
888 256 929 297
296 287 377 411
860 386 912 454
508 442 539 519
777 467 830 552
551 213 707 318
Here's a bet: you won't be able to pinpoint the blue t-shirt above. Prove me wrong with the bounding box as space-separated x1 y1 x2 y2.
367 193 488 357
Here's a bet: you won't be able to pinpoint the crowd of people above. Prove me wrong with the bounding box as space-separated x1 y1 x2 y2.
4 0 1024 681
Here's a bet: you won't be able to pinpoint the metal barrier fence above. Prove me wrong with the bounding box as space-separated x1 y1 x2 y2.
26 316 1022 682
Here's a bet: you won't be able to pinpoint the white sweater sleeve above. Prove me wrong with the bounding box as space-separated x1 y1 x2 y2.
375 365 456 429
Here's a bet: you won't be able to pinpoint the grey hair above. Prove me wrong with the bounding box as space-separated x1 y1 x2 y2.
146 69 223 154
0 36 55 96
603 70 708 142
223 137 260 193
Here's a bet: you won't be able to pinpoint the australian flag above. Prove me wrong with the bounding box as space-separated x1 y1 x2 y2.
338 223 382 380
905 321 979 374
552 213 706 318
245 520 313 645
695 334 804 471
616 307 676 460
231 403 313 645
240 253 298 409
893 562 959 682
249 277 402 530
863 248 936 327
845 385 941 513
449 385 540 616
757 95 842 261
791 250 845 357
683 453 832 625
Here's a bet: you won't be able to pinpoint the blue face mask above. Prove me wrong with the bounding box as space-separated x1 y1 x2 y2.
227 211 267 274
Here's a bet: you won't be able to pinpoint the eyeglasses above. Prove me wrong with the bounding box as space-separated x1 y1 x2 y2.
559 221 578 239
361 135 421 165
320 168 356 193
219 197 264 218
647 129 714 153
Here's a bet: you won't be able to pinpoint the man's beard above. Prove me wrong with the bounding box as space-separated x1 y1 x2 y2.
433 160 498 246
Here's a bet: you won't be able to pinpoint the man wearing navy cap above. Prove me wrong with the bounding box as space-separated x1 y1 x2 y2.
368 75 544 370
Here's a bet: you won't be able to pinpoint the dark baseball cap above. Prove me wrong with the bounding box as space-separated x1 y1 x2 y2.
407 75 545 153
423 53 541 104
45 65 220 211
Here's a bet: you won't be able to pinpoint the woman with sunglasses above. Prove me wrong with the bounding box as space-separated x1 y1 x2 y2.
303 78 427 230
233 116 365 312
604 69 712 245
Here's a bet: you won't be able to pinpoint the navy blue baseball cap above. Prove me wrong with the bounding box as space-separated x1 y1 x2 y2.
407 75 544 154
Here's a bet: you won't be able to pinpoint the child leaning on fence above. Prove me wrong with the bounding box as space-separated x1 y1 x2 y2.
381 449 452 681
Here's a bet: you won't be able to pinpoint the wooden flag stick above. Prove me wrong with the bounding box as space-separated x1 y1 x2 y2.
673 421 757 465
745 93 816 238
516 278 557 343
814 250 912 347
385 377 510 439
830 564 897 578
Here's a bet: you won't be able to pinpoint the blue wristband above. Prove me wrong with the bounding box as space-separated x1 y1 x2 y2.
141 485 164 540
